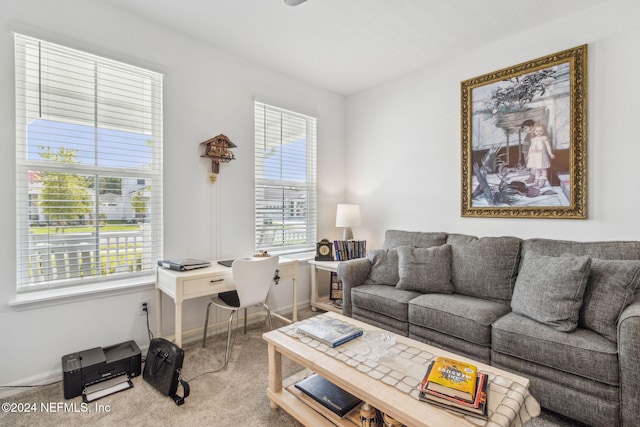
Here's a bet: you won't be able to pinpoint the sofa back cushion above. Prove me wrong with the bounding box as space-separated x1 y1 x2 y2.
383 230 447 250
511 252 592 332
522 238 640 260
446 234 521 303
396 245 454 293
523 239 640 298
363 248 399 286
579 258 640 341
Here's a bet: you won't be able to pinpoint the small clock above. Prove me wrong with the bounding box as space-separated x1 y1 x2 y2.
315 239 334 261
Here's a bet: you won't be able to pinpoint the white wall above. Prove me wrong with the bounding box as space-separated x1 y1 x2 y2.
346 0 640 249
0 0 346 386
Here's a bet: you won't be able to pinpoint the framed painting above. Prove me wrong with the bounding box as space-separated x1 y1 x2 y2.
461 45 587 218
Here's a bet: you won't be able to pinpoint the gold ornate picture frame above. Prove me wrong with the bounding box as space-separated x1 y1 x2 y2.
461 45 587 219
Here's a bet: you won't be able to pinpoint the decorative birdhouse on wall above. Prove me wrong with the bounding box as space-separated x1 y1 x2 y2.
200 134 236 183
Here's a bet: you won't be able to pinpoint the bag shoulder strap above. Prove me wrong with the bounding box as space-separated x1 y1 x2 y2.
170 369 190 406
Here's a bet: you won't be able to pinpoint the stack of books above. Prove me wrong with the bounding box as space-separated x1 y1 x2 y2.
418 356 488 419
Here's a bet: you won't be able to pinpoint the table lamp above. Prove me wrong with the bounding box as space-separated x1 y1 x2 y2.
335 204 361 240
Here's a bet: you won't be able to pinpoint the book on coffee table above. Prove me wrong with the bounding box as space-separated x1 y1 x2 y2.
295 373 362 417
419 360 489 419
297 315 363 347
422 356 478 402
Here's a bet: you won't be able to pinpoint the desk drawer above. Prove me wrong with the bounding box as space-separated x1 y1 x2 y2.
183 275 234 297
274 262 297 281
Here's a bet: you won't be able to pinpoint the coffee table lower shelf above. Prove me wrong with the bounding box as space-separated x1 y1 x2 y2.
268 370 361 427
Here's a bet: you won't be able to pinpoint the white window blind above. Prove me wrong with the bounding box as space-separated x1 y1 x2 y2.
15 33 163 293
254 102 317 254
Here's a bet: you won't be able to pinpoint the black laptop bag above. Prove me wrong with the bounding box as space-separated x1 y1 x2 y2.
143 338 190 405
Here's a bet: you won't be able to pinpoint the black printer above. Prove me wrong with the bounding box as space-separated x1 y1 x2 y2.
62 340 141 399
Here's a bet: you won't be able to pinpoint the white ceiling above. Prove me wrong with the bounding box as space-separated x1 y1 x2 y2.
102 0 607 95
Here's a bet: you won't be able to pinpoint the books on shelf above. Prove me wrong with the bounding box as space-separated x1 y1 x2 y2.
419 360 488 419
297 315 364 347
294 373 362 417
422 356 478 402
333 240 366 261
157 258 211 271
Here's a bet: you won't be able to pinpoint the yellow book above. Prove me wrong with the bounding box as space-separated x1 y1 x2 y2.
423 357 478 402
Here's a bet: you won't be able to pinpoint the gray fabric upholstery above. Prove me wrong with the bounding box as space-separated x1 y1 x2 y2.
336 230 640 426
337 258 371 317
363 248 399 286
351 284 420 323
492 313 619 385
522 238 640 261
352 307 409 336
396 245 453 293
618 297 640 427
579 258 640 341
511 252 591 332
409 323 492 363
382 230 447 250
447 234 521 303
409 293 509 347
491 351 620 427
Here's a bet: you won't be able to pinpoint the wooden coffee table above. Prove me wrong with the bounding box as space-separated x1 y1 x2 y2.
263 312 540 427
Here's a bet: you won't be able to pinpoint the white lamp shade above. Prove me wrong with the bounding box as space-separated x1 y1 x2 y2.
335 204 361 227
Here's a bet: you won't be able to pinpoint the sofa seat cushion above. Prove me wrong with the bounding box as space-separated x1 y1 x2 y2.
492 312 619 386
408 294 511 347
351 284 420 322
446 234 521 304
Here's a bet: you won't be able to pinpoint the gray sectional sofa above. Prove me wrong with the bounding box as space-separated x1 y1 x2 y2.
337 230 640 427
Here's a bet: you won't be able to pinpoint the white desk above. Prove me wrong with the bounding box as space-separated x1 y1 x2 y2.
156 257 298 347
307 260 342 314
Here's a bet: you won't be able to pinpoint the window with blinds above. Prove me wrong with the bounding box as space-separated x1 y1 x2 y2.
14 33 163 293
254 102 317 254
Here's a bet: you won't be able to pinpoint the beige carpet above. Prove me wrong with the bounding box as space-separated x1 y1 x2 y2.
1 309 585 427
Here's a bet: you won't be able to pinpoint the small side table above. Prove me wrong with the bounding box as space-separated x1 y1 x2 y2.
308 260 342 314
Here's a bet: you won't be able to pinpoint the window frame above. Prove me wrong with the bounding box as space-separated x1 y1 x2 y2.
254 101 317 255
14 33 163 295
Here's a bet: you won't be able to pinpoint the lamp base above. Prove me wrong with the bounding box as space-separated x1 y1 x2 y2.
342 227 353 240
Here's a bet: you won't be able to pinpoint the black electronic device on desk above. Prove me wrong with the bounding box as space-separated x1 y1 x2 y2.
217 259 234 268
62 340 141 401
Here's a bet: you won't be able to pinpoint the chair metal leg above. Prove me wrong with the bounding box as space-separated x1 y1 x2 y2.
263 303 273 330
244 307 248 334
202 300 213 348
223 309 236 370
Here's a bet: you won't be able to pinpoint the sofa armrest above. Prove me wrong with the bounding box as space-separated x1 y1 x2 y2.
337 258 371 318
618 295 640 426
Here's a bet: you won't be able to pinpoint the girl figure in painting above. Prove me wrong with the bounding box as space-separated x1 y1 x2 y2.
527 122 555 188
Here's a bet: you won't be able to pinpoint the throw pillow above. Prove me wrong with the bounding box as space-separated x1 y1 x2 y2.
511 252 591 332
396 245 454 294
364 248 399 286
579 258 640 342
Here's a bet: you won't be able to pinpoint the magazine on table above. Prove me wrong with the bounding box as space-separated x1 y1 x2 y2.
297 316 364 347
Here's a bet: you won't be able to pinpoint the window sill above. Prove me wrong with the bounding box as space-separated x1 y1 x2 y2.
278 250 315 262
8 274 156 311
